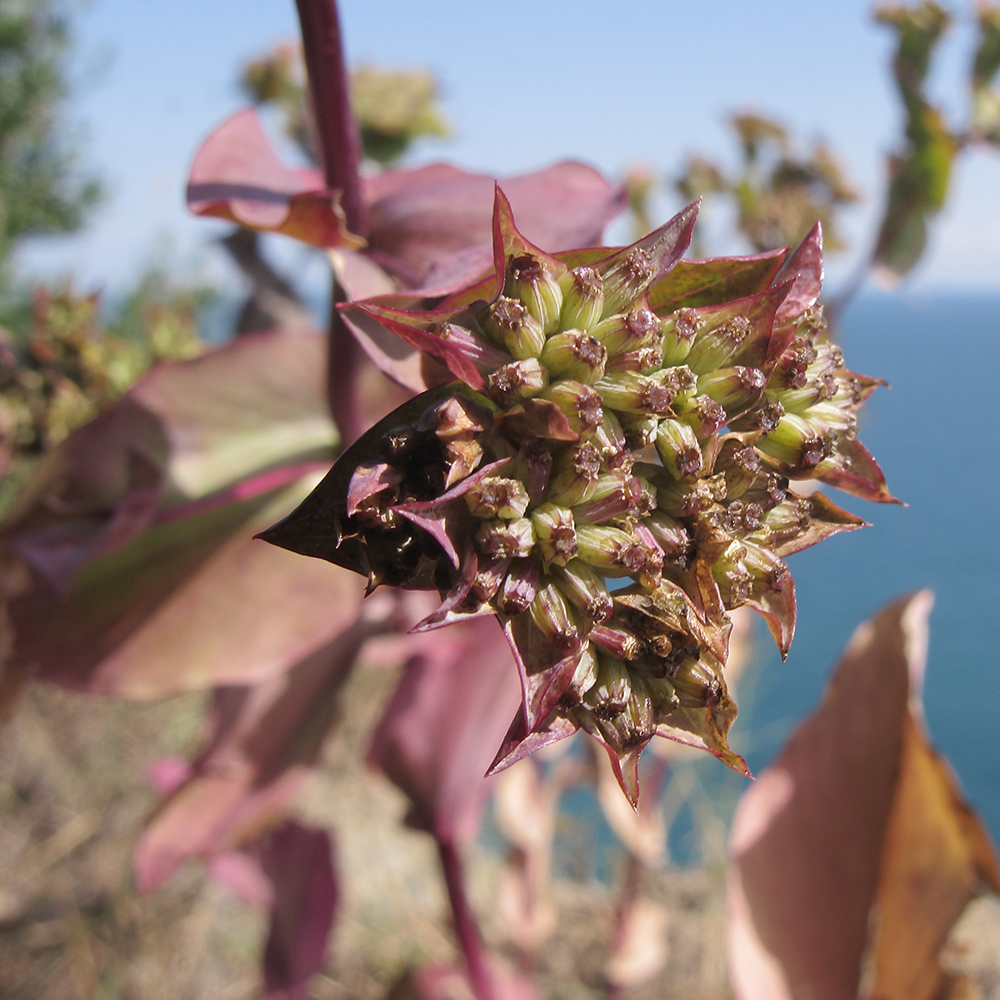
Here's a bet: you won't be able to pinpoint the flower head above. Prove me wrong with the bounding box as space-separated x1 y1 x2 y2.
262 189 896 803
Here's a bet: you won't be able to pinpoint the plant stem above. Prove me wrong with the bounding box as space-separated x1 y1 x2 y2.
293 0 366 236
293 0 369 443
437 838 499 1000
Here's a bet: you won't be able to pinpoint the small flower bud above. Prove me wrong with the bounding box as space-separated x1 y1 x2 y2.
673 394 726 440
472 556 512 601
655 473 726 517
714 439 761 499
539 379 603 436
593 409 627 468
547 442 602 506
758 413 830 470
669 655 722 708
619 413 659 450
660 308 701 365
576 524 647 576
572 471 643 523
606 345 664 373
486 357 548 407
540 330 607 383
590 622 644 660
528 581 579 651
713 539 751 607
558 265 605 331
696 366 767 411
594 370 676 415
564 642 599 703
600 247 656 317
505 254 564 333
465 477 530 519
644 511 694 567
632 521 664 589
656 418 704 480
531 502 578 566
684 315 751 373
476 517 535 559
485 296 546 359
553 559 614 622
586 652 633 717
590 307 661 356
509 440 552 504
437 322 511 373
803 400 855 434
498 556 540 614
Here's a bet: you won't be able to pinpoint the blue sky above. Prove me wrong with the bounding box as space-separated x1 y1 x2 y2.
16 0 1000 295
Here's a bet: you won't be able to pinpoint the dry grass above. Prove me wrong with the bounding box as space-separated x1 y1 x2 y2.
2 671 998 1000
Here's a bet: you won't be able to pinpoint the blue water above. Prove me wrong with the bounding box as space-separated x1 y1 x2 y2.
737 291 1000 845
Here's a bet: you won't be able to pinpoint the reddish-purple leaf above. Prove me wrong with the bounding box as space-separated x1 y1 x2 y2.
363 161 626 286
648 250 787 312
259 822 338 1000
817 436 903 505
771 222 824 325
769 491 868 558
132 614 375 891
727 592 928 999
368 616 521 843
187 109 361 249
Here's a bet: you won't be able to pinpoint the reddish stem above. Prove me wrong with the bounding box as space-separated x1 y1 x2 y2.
293 0 370 444
293 0 366 236
437 839 499 1000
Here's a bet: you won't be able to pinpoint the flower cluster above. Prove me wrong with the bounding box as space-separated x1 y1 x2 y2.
263 191 893 801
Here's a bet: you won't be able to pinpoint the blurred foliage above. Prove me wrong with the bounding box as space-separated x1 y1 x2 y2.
241 42 449 167
0 0 100 286
674 112 860 259
0 277 205 513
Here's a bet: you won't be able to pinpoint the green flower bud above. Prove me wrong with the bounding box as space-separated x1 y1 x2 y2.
593 409 627 468
714 439 761 499
590 621 644 660
599 246 655 317
558 265 605 331
655 473 726 517
576 524 647 576
572 471 643 523
540 330 607 383
465 476 530 519
528 580 579 651
547 442 602 506
619 413 659 450
539 379 603 436
564 642 599 703
486 357 548 407
670 655 722 708
585 652 633 716
660 308 701 365
590 307 661 356
593 370 676 415
552 559 614 622
605 345 664 373
758 413 830 470
486 296 546 359
684 315 751 374
656 418 703 480
498 557 540 614
531 502 578 566
674 394 726 440
712 539 751 607
696 366 767 411
644 511 694 567
505 253 563 333
476 516 535 559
